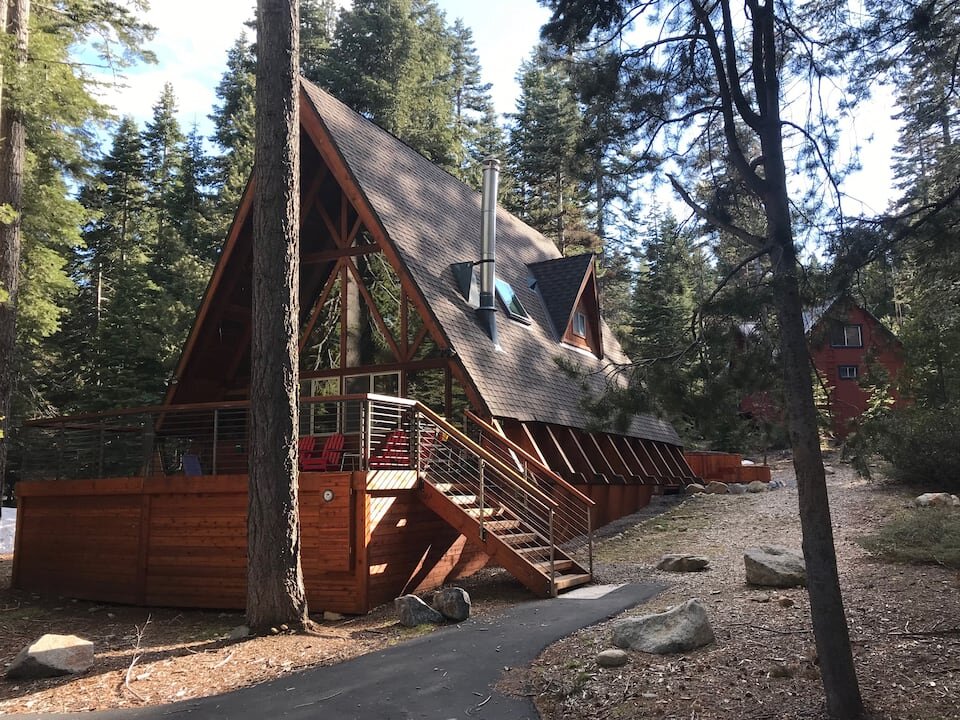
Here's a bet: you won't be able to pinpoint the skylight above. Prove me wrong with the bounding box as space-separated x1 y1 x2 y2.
495 278 532 324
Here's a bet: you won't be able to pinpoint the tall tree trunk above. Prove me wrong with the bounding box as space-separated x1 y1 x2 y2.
247 0 309 632
0 0 30 498
767 204 863 718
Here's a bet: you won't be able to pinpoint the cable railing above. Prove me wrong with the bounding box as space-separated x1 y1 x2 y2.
19 394 593 593
462 411 594 577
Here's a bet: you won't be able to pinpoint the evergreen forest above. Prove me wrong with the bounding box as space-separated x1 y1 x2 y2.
2 0 960 491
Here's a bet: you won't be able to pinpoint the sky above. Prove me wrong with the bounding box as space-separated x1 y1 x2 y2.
101 0 551 134
97 0 897 218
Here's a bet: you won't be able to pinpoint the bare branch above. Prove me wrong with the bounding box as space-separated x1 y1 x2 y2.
667 173 767 249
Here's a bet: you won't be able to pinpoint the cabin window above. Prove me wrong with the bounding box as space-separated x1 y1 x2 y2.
300 378 340 435
838 365 858 380
495 278 532 324
572 311 587 338
830 324 862 348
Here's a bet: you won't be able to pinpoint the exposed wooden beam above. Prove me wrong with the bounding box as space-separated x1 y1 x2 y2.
556 426 596 476
298 257 343 354
594 433 632 477
344 259 403 362
302 244 378 264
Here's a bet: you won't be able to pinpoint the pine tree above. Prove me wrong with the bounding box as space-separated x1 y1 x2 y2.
508 46 593 254
318 0 458 168
209 34 257 238
448 19 504 188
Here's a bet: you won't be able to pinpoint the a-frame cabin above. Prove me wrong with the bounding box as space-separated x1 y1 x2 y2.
12 80 697 614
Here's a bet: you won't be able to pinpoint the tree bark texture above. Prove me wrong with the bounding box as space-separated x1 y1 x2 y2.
768 218 864 719
0 0 30 497
247 0 308 632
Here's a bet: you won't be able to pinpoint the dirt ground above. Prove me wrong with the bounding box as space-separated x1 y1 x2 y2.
1 456 958 718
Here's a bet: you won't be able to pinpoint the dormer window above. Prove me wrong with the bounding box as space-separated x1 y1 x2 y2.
495 278 532 324
830 323 862 348
573 311 587 338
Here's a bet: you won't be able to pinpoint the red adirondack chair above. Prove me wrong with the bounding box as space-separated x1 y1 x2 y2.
299 433 345 471
368 429 410 468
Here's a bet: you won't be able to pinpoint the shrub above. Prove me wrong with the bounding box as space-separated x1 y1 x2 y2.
852 402 960 491
859 506 960 568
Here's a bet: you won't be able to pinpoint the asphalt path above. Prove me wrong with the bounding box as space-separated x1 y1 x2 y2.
14 583 662 720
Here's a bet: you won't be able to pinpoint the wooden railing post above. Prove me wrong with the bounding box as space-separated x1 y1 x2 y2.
362 398 372 470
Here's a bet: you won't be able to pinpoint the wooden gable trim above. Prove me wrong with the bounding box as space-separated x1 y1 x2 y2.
298 256 344 354
298 86 492 420
163 176 256 405
560 260 604 359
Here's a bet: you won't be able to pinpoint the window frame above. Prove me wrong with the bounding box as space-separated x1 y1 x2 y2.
831 323 863 348
838 365 859 380
495 278 533 325
572 310 587 338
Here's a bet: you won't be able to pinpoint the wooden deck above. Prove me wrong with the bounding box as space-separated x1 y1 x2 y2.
12 471 488 614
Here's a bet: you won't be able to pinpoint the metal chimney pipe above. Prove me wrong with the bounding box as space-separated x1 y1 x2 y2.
478 157 500 344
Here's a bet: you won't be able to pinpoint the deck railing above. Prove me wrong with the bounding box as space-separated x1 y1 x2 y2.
19 395 595 587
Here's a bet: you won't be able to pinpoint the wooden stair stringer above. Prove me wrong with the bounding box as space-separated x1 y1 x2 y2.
418 480 590 598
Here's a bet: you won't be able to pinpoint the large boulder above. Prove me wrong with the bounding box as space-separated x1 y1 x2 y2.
746 481 768 493
704 481 729 494
744 546 806 587
612 599 715 654
727 483 748 495
432 587 471 622
915 493 960 508
5 634 94 679
684 483 706 495
656 554 710 572
395 594 444 627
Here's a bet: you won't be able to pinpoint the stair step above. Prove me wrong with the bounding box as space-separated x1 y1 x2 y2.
465 506 506 520
448 494 478 506
501 533 539 547
532 559 575 573
432 483 471 494
484 519 522 533
554 573 592 591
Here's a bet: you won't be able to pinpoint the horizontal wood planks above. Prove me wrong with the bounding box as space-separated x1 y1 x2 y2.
365 489 488 609
14 473 365 613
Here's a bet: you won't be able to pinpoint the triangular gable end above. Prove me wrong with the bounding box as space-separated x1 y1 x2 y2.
163 85 489 417
528 254 604 358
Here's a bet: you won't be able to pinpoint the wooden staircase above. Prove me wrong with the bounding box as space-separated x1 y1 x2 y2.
409 406 593 598
419 481 591 597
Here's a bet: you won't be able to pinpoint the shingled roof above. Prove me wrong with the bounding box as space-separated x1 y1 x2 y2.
528 253 595 340
301 79 680 445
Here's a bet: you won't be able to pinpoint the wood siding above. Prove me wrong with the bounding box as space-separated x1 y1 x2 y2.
14 471 489 614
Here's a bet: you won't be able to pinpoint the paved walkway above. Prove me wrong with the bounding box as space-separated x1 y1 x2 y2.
17 583 662 720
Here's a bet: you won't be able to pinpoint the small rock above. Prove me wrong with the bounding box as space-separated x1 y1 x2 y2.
395 595 443 627
778 596 795 608
5 634 94 679
727 483 748 495
746 481 768 493
823 465 836 475
227 625 251 641
744 546 807 587
704 481 729 494
750 593 771 603
656 554 710 572
596 648 629 668
432 587 471 622
323 611 345 622
768 479 786 489
612 599 715 654
684 483 705 495
915 493 960 508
